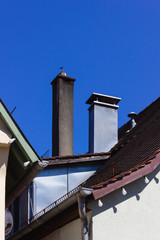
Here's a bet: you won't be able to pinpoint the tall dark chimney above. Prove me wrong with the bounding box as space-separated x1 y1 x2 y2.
51 71 75 157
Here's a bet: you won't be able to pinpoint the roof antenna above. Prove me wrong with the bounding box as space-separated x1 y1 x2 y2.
10 106 16 115
41 149 49 158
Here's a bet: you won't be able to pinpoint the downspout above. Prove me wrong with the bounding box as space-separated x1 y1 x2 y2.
77 188 93 240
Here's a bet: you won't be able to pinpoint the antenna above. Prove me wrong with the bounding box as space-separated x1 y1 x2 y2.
41 149 49 158
10 106 16 115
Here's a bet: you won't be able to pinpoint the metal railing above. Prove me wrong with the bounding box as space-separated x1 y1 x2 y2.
29 185 82 223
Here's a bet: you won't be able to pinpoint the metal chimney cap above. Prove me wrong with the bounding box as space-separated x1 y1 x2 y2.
128 112 137 118
86 92 121 105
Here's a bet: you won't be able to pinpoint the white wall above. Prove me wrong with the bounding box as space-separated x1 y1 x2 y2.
41 218 81 240
88 166 160 240
0 118 12 240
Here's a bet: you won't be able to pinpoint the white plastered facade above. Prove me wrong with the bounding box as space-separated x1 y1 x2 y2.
41 218 81 240
32 165 160 240
88 165 160 240
0 118 12 240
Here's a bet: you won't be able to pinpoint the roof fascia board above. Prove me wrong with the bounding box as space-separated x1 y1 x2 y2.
46 155 110 167
0 100 39 163
93 152 160 200
43 152 110 161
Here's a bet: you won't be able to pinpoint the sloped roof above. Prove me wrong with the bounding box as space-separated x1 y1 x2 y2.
42 152 110 167
83 97 160 196
8 96 160 240
0 99 45 207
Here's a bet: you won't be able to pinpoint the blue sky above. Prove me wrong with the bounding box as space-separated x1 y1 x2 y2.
0 0 160 156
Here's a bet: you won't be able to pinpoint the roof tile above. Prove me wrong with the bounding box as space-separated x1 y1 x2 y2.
83 97 160 189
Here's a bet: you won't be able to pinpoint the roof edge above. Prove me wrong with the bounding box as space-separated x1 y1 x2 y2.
0 99 40 162
92 152 160 200
8 187 93 240
6 161 46 208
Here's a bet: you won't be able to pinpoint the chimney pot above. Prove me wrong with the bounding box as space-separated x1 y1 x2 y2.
59 71 67 77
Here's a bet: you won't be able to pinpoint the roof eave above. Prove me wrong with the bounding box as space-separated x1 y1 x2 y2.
6 161 47 208
8 187 93 240
0 99 40 162
92 152 160 200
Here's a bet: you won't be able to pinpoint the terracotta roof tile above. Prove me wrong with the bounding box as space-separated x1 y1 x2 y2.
83 97 160 189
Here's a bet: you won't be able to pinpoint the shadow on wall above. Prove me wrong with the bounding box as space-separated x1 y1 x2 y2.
88 165 160 216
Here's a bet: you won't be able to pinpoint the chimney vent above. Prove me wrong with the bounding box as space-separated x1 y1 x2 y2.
51 72 75 157
128 112 137 129
86 93 121 153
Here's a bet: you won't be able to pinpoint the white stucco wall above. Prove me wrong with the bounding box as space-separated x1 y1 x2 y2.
0 119 12 240
41 218 81 240
0 147 10 240
88 166 160 240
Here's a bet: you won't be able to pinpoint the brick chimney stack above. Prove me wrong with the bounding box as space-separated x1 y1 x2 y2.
51 71 75 157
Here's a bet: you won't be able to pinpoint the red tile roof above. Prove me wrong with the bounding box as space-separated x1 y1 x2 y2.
93 152 160 200
83 97 160 194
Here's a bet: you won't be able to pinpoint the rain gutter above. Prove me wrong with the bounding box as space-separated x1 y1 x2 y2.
8 187 93 240
6 161 48 208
